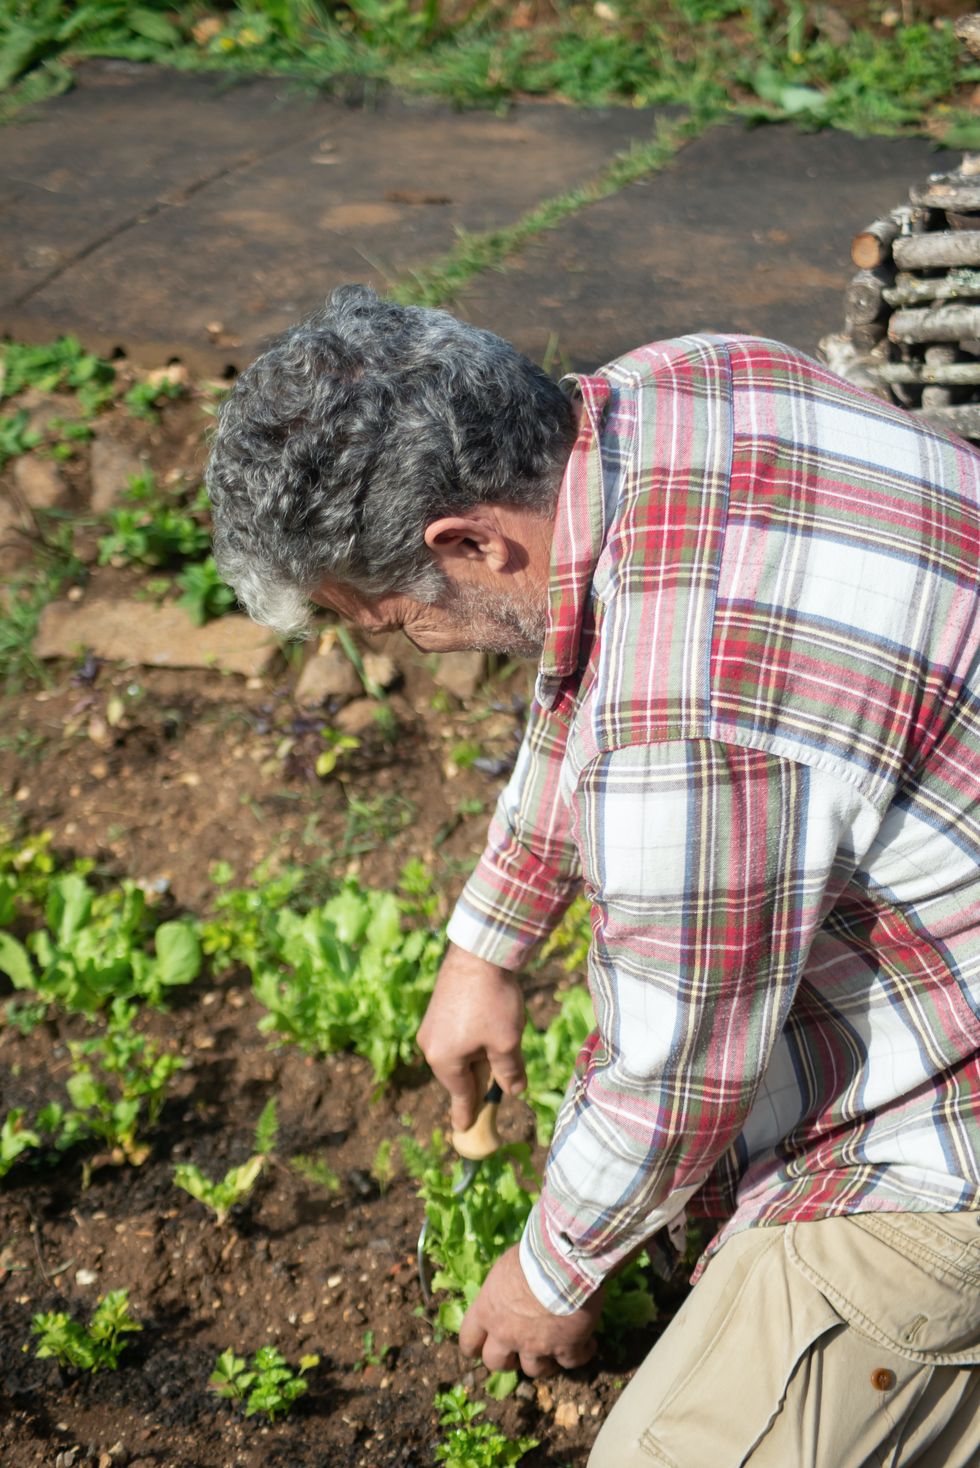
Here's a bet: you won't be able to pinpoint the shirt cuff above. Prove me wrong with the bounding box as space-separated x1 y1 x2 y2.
447 852 578 972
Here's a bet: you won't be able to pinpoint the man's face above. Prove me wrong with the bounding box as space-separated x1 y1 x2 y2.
311 577 548 659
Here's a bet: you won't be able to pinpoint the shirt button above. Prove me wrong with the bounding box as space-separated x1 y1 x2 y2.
871 1368 896 1391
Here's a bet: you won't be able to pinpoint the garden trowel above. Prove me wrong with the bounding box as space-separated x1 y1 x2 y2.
416 1078 504 1307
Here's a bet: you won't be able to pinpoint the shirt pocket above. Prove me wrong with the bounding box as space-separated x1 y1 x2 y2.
784 1211 980 1365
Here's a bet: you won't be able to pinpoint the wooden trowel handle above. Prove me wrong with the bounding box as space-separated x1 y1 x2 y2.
451 1079 503 1161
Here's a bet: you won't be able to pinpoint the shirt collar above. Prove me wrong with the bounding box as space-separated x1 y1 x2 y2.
536 372 612 709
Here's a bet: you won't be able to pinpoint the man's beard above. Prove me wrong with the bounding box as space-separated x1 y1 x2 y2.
435 581 548 659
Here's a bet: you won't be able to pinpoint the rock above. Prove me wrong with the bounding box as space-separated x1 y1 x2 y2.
75 1267 98 1286
535 1381 554 1413
554 1400 580 1430
810 4 851 47
433 650 486 701
12 455 66 509
361 651 398 690
34 600 279 677
334 698 382 735
295 646 361 706
20 388 83 436
89 429 144 514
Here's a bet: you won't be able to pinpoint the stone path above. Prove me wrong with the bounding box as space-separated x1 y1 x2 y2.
1 60 960 375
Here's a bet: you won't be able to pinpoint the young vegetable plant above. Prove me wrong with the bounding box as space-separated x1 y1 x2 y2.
353 1329 393 1373
31 1290 141 1372
173 1099 277 1224
433 1386 538 1468
250 880 445 1084
0 866 202 1016
63 998 186 1165
209 1346 319 1421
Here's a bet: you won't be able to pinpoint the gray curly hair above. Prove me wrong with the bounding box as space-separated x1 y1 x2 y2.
205 285 577 637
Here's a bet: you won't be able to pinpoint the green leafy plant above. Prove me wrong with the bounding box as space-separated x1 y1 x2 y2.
173 1098 277 1223
522 983 596 1144
0 408 41 469
96 474 210 568
122 372 186 420
434 1386 538 1468
0 868 202 1016
289 1152 341 1192
353 1328 393 1372
175 555 237 624
209 1345 319 1421
0 1109 40 1178
31 1289 141 1372
402 1131 536 1335
315 726 360 779
249 880 445 1083
173 1153 265 1226
0 335 114 411
63 998 186 1164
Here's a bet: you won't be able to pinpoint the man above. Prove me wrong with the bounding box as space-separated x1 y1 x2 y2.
207 284 980 1466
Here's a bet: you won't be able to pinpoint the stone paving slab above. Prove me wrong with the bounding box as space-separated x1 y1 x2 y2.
2 61 670 373
34 599 279 677
458 125 961 369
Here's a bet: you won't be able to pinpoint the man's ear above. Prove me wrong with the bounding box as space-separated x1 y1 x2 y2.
423 516 510 573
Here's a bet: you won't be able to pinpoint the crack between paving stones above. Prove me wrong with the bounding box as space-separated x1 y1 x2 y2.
9 124 329 311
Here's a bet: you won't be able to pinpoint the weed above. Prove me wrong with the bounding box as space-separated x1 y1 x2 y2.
175 555 238 625
522 983 595 1144
0 409 40 469
31 1289 141 1373
290 1152 341 1191
315 726 360 779
434 1385 538 1467
210 1345 319 1421
96 474 210 569
122 373 185 421
370 1136 395 1192
353 1328 393 1372
0 336 114 409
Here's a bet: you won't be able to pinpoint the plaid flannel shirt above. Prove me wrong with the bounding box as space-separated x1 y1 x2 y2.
447 335 980 1315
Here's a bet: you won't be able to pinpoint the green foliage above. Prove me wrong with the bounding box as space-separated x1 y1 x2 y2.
31 1289 141 1372
174 1099 277 1222
434 1386 538 1468
522 984 596 1144
0 1109 40 1178
175 555 237 625
199 861 312 974
0 336 114 409
0 1 185 90
290 1152 341 1191
315 726 360 778
247 880 445 1083
173 1154 265 1225
122 373 185 421
209 1345 319 1421
402 1131 536 1335
63 998 186 1163
0 408 40 470
533 892 592 974
96 474 211 569
353 1328 393 1371
0 864 202 1016
0 537 85 692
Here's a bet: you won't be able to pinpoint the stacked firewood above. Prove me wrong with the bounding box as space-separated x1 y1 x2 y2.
821 16 980 442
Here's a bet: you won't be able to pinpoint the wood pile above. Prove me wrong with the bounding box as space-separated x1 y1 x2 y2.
820 16 980 442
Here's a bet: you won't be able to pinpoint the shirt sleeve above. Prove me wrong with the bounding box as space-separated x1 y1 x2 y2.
446 698 583 970
519 738 880 1313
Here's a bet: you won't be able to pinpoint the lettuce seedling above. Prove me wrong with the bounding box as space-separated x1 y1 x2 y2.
32 1289 141 1372
251 881 444 1083
174 1098 277 1224
210 1346 319 1421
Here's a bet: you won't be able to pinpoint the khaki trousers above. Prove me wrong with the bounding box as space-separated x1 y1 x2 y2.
588 1212 980 1468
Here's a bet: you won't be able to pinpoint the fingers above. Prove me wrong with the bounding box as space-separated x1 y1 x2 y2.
485 1044 527 1099
458 1311 486 1361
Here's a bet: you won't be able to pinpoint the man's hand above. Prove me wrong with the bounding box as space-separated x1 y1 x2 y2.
417 943 527 1130
459 1245 601 1377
